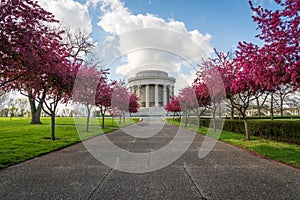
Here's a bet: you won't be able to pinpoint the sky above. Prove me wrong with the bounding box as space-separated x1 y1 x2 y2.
38 0 280 92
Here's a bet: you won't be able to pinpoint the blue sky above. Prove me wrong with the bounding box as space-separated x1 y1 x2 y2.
87 0 279 52
39 0 280 89
122 0 258 52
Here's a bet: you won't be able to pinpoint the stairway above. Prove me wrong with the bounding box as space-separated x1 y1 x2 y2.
131 107 167 117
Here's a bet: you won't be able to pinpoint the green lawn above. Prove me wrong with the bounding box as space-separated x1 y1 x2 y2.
0 117 138 169
167 119 300 168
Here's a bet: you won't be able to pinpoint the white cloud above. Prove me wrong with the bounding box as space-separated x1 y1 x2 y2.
86 0 102 7
115 50 182 75
95 0 213 88
38 0 92 34
175 70 197 94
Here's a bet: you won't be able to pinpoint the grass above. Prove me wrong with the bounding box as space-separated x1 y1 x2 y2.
167 119 300 168
0 117 138 169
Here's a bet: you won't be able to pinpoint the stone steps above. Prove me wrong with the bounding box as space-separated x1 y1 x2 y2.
131 107 167 116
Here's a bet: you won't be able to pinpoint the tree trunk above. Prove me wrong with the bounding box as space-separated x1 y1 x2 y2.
86 107 91 132
280 95 284 117
243 117 250 140
28 96 42 124
198 115 201 128
51 113 56 140
123 112 125 124
270 93 274 121
101 113 105 129
184 111 188 128
100 106 106 129
230 106 234 119
212 107 217 132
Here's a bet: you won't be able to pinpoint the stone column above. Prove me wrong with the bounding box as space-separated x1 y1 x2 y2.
171 86 174 96
137 85 141 105
167 85 171 104
146 84 150 107
163 85 167 106
155 84 159 107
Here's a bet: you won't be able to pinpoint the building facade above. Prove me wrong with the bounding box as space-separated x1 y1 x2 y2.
128 70 176 108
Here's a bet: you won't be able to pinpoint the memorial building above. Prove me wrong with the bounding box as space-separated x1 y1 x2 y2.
128 70 176 108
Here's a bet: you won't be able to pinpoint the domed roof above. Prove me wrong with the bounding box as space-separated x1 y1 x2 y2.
136 70 168 78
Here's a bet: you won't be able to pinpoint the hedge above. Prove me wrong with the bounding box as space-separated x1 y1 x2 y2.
250 120 300 144
225 116 300 120
176 117 300 144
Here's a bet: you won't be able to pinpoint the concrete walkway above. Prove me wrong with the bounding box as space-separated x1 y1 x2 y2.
0 118 299 199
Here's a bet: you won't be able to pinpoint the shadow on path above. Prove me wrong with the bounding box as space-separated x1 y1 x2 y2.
0 117 299 199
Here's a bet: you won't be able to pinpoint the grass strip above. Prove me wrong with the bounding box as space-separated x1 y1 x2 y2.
167 119 300 169
0 117 138 169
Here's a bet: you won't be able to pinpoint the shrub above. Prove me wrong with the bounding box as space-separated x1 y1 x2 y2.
250 120 300 144
222 120 245 133
225 116 300 120
177 117 300 144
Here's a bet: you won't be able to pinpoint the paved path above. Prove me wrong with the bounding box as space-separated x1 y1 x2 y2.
0 118 299 199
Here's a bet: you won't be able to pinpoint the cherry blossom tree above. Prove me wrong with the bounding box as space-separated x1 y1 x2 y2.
6 24 82 139
73 65 108 132
108 107 121 125
165 96 181 121
0 0 65 124
177 87 198 127
111 81 130 124
229 43 268 140
0 0 99 125
249 0 299 87
195 49 228 130
128 93 139 118
39 49 80 140
27 29 96 124
197 47 262 139
192 82 211 128
110 82 139 123
246 0 300 119
0 0 60 88
95 77 115 129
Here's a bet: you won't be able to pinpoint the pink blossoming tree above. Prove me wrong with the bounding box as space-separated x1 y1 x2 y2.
73 65 109 132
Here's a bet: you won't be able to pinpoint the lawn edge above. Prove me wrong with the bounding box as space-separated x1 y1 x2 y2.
0 120 139 171
206 134 300 171
166 121 300 171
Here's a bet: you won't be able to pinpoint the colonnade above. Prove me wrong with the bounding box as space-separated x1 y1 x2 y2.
130 84 174 108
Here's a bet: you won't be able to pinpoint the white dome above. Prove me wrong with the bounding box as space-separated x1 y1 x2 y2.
136 70 168 78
